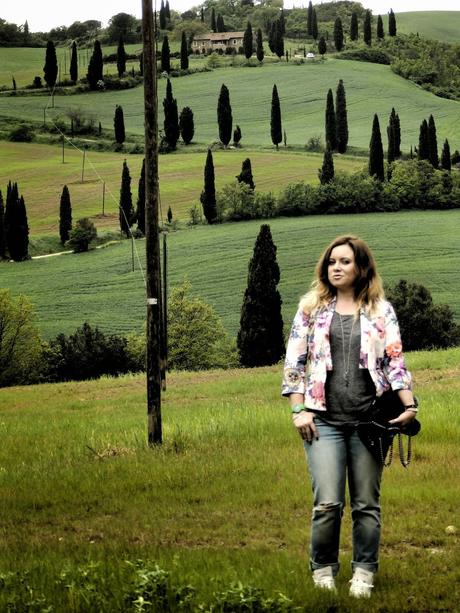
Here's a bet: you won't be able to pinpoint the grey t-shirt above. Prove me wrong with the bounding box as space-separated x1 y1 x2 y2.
319 312 375 426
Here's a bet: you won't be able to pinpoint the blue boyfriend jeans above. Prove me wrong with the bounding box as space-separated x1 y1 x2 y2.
304 418 383 575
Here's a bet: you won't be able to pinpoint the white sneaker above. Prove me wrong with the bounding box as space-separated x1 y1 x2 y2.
349 568 374 598
312 566 336 591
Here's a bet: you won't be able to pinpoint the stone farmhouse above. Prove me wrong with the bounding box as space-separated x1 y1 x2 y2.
192 32 245 53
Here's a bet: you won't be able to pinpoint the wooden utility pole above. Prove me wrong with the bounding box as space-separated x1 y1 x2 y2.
142 0 163 445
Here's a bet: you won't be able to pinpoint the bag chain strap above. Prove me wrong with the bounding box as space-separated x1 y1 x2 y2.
378 433 412 467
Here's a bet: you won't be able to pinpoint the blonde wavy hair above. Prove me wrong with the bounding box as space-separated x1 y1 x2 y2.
299 235 385 315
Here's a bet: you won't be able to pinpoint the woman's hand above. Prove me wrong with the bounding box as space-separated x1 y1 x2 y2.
388 410 417 427
292 411 318 443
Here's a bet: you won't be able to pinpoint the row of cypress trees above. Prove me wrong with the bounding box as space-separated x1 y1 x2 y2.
0 182 29 261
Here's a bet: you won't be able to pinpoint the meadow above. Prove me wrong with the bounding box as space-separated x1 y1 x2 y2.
383 10 460 44
0 347 458 611
2 209 459 339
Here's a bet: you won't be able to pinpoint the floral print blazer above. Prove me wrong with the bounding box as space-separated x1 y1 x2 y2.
282 298 412 411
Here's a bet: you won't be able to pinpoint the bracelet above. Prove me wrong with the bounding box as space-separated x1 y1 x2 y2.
291 403 306 414
405 407 418 413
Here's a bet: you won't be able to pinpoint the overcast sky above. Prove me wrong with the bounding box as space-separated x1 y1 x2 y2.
2 0 458 32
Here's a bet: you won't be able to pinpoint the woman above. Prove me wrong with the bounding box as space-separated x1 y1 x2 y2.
282 235 417 598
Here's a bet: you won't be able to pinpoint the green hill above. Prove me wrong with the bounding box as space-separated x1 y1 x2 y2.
385 11 460 43
2 209 459 339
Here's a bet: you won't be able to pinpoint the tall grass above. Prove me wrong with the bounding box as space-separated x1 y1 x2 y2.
0 348 458 611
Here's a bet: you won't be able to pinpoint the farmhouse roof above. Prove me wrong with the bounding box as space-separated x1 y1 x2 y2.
194 31 244 41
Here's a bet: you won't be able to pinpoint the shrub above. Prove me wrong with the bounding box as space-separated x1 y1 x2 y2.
32 76 42 88
67 217 97 252
338 48 391 64
8 123 34 142
305 135 323 152
216 181 255 222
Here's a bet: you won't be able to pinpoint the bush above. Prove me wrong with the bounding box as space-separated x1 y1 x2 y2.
217 181 255 222
338 48 391 64
8 123 34 142
67 218 97 252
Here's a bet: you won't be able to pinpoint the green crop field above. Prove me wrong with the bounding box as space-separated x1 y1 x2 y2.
1 58 460 152
0 141 366 234
2 209 459 339
384 11 460 43
0 348 459 610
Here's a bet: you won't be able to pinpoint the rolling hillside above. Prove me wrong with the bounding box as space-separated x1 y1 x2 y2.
384 11 460 43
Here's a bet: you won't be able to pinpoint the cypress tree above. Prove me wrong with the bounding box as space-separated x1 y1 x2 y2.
163 78 180 150
5 182 29 261
87 40 103 89
275 20 284 58
179 106 194 145
387 111 396 164
136 158 146 235
325 89 337 151
394 110 401 157
0 191 6 260
180 31 189 70
59 185 72 244
243 21 253 60
418 119 429 161
363 10 372 46
159 0 166 29
318 36 327 56
200 149 217 224
268 22 276 54
114 105 125 144
271 84 282 150
217 83 232 147
428 114 439 168
350 12 358 41
279 10 286 35
233 125 242 146
377 15 384 39
236 158 255 190
441 139 451 171
335 79 348 154
119 160 134 237
307 1 313 36
211 8 217 32
117 36 126 77
161 35 171 73
369 114 384 181
165 0 171 20
200 7 204 22
167 206 173 223
43 40 58 88
319 144 334 184
388 9 397 36
256 28 264 62
237 224 284 367
70 41 78 83
216 14 225 33
312 9 318 40
334 17 344 52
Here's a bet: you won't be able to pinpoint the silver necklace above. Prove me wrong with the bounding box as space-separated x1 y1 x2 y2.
338 313 356 387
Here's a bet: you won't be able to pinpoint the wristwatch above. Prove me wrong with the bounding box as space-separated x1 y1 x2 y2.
291 403 306 414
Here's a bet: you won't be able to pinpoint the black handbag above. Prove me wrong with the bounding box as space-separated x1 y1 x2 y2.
357 391 421 467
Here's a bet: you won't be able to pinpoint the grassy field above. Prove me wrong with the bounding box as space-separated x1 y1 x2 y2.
1 58 460 152
0 347 458 611
384 11 460 43
0 141 366 233
1 209 459 339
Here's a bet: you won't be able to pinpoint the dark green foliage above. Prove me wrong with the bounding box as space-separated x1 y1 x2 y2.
363 10 372 46
268 22 276 54
216 14 225 33
275 20 284 58
136 158 145 235
0 191 6 260
161 35 171 73
201 7 204 22
179 106 194 145
114 105 125 144
428 114 439 168
200 149 217 224
279 10 286 35
4 182 29 261
117 37 127 77
159 0 166 30
163 79 179 150
86 40 103 89
319 144 334 184
452 150 460 165
270 84 282 150
243 22 253 59
67 217 97 253
338 48 390 64
377 15 384 39
237 224 284 367
59 185 72 245
387 280 460 351
350 12 358 41
165 0 170 20
369 114 384 181
180 31 189 70
167 206 173 223
388 9 397 36
318 36 327 56
217 83 232 147
211 8 217 32
325 88 337 151
441 139 451 171
256 28 264 62
418 119 429 161
233 125 242 146
8 124 34 143
43 40 58 88
119 160 134 237
237 158 255 190
307 1 313 36
334 18 344 52
311 9 318 40
393 110 401 157
335 79 348 154
48 322 132 382
70 41 78 83
387 108 399 164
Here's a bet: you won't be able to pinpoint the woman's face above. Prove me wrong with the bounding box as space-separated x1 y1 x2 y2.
327 244 358 292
